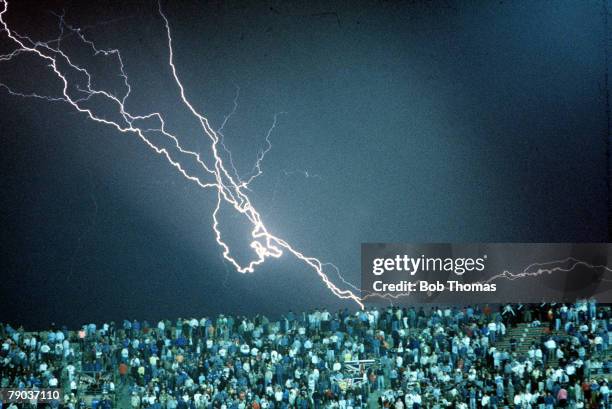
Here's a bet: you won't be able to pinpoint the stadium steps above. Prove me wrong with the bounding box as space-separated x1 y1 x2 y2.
495 323 612 377
494 323 547 358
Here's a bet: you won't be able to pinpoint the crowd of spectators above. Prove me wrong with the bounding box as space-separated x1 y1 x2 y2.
1 301 611 409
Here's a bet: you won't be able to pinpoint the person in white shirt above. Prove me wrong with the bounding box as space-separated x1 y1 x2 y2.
481 394 490 407
544 338 556 360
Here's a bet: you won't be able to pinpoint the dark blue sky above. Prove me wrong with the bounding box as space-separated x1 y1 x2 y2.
0 0 609 328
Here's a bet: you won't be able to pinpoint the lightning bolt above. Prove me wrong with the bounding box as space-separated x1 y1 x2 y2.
0 0 363 308
481 257 612 284
362 256 612 301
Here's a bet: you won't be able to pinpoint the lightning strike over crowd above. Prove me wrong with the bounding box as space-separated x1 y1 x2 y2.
0 0 363 307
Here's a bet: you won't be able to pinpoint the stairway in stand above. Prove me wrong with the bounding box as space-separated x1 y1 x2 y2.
494 323 547 359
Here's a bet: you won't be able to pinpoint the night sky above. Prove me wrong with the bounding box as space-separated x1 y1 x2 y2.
0 0 609 329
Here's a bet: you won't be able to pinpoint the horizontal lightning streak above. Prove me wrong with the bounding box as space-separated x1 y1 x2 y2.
362 256 612 301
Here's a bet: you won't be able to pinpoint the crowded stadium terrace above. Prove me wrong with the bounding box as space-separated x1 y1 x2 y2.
1 302 611 408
